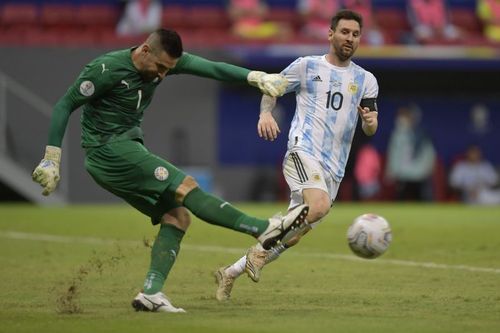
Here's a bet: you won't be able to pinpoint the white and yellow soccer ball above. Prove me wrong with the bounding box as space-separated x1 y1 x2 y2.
347 213 392 259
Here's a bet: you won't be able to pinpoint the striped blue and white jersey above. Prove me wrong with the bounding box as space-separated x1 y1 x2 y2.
281 55 379 182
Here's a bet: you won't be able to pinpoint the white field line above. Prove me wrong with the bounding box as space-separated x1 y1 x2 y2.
2 230 500 275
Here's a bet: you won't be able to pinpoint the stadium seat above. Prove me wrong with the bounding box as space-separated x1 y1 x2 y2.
373 8 411 44
97 30 141 47
40 4 76 29
447 7 491 46
23 29 62 46
449 8 482 35
162 5 189 30
189 27 236 47
0 3 38 27
75 4 120 29
0 27 24 45
186 6 230 30
58 29 100 47
267 7 301 31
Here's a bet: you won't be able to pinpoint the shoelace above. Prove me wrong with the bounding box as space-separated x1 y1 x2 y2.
223 276 233 289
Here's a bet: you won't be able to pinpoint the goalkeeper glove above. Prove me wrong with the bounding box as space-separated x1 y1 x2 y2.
32 145 61 196
247 71 288 97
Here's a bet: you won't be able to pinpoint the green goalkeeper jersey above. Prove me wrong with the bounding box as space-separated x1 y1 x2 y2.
47 48 251 148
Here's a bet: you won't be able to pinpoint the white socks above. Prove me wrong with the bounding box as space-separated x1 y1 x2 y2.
225 256 247 278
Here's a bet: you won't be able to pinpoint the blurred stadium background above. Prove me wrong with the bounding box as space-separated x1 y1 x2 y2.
0 0 499 205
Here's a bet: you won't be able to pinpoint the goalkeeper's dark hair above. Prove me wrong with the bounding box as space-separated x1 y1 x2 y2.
330 10 363 31
149 29 183 58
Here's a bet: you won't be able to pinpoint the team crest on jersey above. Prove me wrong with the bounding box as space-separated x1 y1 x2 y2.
312 173 321 182
348 83 358 94
79 81 95 97
154 167 169 181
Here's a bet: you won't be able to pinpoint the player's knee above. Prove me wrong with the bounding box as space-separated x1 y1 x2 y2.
175 175 199 204
162 207 191 231
307 198 330 223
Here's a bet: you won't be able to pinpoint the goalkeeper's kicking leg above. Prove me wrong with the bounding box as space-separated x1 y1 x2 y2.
214 187 332 302
74 143 308 313
130 173 309 312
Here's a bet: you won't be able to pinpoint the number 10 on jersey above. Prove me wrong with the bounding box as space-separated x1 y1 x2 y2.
326 91 343 111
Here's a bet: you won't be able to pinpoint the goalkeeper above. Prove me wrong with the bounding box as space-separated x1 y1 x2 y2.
32 29 309 313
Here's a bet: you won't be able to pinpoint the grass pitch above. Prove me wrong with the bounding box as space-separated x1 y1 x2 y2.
0 203 499 333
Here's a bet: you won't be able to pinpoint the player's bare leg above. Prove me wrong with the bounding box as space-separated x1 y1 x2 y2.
245 188 329 281
213 204 309 300
135 176 308 311
214 188 330 300
245 224 311 282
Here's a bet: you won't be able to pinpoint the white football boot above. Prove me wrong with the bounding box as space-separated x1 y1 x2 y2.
214 266 235 302
131 292 186 313
257 204 309 250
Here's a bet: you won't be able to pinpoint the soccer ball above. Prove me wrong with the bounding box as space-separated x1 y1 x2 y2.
347 213 392 259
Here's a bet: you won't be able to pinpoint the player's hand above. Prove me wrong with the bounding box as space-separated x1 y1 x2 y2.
358 106 378 136
32 145 61 196
258 112 281 141
357 106 377 124
247 71 288 97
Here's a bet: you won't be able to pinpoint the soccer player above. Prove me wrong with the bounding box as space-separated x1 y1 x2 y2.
32 29 309 313
215 9 379 301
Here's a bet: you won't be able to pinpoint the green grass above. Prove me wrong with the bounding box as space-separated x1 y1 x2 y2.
1 203 499 333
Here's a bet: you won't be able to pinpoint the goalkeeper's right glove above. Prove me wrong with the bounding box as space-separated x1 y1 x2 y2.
32 145 61 196
247 71 288 97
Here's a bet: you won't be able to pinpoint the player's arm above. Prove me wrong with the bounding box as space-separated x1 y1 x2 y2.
358 73 379 136
32 61 115 196
257 57 302 141
258 95 280 141
358 98 378 136
170 53 288 97
31 90 85 196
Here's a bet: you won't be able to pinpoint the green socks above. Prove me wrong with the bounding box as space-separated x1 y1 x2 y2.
183 187 268 237
142 188 270 295
143 223 185 295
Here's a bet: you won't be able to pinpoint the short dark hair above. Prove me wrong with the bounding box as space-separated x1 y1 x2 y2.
153 29 183 58
330 10 363 31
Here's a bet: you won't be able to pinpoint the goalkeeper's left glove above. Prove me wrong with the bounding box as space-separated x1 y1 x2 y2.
247 71 288 97
32 145 61 196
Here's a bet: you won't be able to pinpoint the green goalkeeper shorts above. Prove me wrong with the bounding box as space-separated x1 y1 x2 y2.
84 140 187 224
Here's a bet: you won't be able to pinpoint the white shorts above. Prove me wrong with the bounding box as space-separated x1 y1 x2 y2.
282 150 340 212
